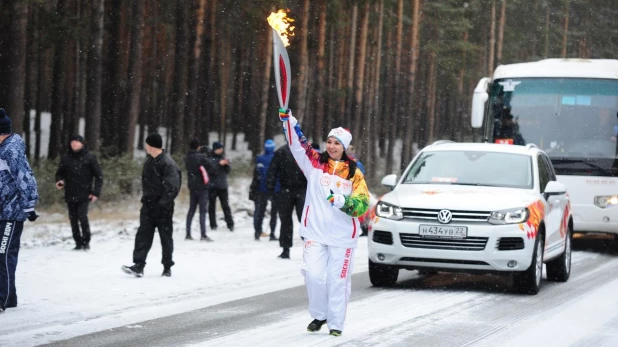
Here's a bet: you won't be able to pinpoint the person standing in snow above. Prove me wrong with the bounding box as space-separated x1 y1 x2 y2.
266 144 307 259
122 133 181 278
185 138 215 241
55 135 103 250
249 139 279 241
345 145 366 175
208 141 234 231
278 108 369 336
0 108 39 313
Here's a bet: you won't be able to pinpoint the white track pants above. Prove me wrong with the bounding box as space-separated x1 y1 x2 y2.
301 240 355 331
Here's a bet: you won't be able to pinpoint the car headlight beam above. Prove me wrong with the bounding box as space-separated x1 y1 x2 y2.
375 201 404 220
489 207 529 225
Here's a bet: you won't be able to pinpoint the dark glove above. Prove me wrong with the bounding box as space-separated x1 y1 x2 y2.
27 211 39 222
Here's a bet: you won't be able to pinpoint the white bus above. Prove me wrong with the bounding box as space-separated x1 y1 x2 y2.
471 59 618 238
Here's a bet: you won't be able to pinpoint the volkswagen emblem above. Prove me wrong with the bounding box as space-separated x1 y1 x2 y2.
437 210 452 224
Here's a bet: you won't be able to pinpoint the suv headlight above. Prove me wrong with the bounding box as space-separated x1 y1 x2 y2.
375 201 403 220
594 196 618 208
488 207 529 225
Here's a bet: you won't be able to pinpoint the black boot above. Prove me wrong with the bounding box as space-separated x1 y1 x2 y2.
269 234 278 241
73 243 83 250
162 267 171 277
278 247 290 259
185 234 194 240
83 243 90 251
307 319 327 332
121 264 144 277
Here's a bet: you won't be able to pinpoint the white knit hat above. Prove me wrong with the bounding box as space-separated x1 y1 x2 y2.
327 127 352 150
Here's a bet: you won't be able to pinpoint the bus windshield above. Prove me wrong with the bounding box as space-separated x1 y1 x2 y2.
486 78 618 177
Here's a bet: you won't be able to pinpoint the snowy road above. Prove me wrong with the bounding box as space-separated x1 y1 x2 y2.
33 236 618 347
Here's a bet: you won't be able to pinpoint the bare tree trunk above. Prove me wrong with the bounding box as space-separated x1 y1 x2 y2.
295 0 311 124
125 0 145 156
186 0 208 141
368 0 384 181
352 3 369 154
401 0 421 171
257 27 273 153
49 0 66 159
326 26 335 136
457 31 469 142
496 0 506 66
387 0 404 174
8 0 29 136
171 0 190 153
562 0 570 58
426 52 437 144
312 0 327 143
544 4 550 58
344 3 358 127
488 0 496 74
218 39 230 143
381 27 393 159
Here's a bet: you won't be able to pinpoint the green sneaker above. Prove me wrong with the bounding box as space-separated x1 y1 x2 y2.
329 330 342 336
307 319 327 332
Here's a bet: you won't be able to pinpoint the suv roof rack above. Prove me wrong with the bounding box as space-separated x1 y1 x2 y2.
431 140 455 146
525 143 538 151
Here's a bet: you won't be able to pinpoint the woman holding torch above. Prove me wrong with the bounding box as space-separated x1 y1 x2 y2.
278 108 369 336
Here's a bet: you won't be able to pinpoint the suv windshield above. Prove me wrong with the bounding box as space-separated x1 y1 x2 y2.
486 77 618 177
403 151 533 189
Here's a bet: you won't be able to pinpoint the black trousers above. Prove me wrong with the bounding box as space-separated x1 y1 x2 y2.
253 192 278 238
68 201 91 246
133 203 175 268
208 188 234 229
0 220 23 309
275 188 306 248
186 190 209 237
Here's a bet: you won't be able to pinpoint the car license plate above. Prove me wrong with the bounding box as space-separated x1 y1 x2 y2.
419 225 468 239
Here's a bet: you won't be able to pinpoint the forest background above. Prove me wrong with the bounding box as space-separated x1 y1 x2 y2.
0 0 615 206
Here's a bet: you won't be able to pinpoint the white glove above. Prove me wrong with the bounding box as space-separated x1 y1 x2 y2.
327 193 346 209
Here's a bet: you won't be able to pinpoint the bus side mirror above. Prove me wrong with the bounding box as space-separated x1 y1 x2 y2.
471 77 490 128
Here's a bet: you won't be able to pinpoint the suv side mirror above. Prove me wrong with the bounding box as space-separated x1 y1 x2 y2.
471 77 489 128
381 174 398 189
544 181 567 197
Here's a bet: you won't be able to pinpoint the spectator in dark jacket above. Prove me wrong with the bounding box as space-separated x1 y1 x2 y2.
249 139 279 241
185 138 215 241
122 133 181 278
208 141 234 231
0 108 38 313
55 135 103 251
266 144 307 259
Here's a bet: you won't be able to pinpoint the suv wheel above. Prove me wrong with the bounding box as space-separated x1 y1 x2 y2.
546 225 572 282
514 233 544 295
369 259 398 287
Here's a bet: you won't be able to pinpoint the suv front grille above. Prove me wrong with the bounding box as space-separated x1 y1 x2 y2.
496 237 525 250
373 230 393 245
402 208 491 222
400 233 488 251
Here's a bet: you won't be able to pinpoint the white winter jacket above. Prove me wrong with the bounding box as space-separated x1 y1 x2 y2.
282 115 370 249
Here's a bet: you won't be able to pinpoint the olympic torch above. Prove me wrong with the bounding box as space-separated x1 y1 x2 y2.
267 10 294 144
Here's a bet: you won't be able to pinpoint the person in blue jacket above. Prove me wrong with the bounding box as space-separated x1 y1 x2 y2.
0 108 39 313
250 139 279 241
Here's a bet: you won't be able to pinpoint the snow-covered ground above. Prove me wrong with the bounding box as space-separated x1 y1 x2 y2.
1 174 374 346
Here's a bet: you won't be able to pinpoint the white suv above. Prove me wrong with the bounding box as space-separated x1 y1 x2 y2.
368 142 573 294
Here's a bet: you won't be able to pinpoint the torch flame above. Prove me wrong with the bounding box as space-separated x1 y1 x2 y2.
267 9 295 47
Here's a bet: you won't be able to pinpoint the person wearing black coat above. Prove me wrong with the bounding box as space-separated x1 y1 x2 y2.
122 133 181 278
185 138 216 241
208 141 234 231
266 144 308 259
55 135 103 250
